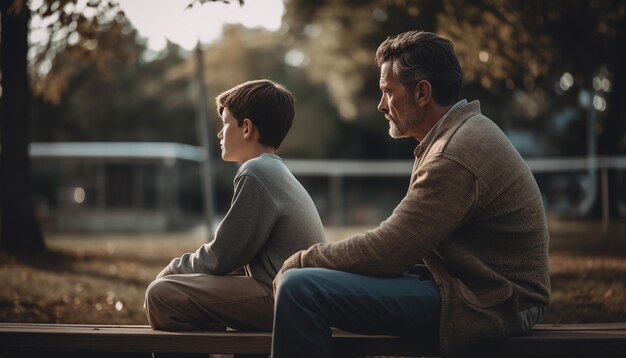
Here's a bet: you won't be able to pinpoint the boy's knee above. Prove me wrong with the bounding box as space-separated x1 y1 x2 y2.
145 278 175 329
145 278 169 305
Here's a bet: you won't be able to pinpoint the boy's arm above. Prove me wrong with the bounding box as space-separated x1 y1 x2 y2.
166 175 277 276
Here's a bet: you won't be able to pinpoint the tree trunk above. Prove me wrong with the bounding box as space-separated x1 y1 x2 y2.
0 0 45 252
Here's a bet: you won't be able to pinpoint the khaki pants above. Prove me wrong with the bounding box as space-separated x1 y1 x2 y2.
145 273 274 332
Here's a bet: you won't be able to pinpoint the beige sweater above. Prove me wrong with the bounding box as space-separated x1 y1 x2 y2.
280 101 550 356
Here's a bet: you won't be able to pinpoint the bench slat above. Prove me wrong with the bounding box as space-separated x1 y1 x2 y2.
0 324 270 354
531 322 626 331
490 328 626 357
1 323 625 357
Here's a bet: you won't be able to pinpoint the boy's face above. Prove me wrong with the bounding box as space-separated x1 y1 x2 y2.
217 107 247 162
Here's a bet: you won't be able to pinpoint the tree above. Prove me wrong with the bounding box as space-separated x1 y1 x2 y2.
1 0 132 252
1 0 45 252
1 0 248 252
282 0 625 156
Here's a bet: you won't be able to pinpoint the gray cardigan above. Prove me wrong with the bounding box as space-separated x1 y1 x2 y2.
281 101 550 356
168 153 326 287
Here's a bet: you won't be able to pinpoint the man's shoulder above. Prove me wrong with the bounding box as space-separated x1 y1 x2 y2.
425 113 500 158
423 113 522 184
455 114 503 142
431 112 531 192
440 114 509 154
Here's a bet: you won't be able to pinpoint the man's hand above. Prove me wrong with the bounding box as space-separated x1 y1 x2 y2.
272 250 304 295
272 268 285 295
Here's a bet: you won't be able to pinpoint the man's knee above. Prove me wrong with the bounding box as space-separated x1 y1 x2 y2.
276 268 326 307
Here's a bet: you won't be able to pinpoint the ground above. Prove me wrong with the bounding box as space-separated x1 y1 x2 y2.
0 219 625 325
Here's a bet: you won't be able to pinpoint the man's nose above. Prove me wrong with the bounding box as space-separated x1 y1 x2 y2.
377 95 388 113
217 130 223 139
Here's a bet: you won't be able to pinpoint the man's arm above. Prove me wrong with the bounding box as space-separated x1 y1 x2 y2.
281 157 478 277
166 175 277 276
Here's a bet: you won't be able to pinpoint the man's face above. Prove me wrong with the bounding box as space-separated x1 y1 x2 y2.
377 61 421 139
217 107 246 162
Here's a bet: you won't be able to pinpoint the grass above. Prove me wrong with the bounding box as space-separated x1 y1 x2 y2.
1 220 625 325
0 232 206 325
542 219 626 323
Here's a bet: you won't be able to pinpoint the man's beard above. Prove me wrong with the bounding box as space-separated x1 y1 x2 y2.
388 105 420 138
388 119 410 138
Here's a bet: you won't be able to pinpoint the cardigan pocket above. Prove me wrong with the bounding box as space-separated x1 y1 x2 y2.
455 278 513 309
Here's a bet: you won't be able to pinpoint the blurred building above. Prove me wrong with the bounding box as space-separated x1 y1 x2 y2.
31 142 204 232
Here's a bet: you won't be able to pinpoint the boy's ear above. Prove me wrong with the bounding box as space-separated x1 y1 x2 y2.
242 118 254 139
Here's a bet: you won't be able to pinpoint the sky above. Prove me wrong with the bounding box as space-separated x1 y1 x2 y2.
25 0 285 82
117 0 285 52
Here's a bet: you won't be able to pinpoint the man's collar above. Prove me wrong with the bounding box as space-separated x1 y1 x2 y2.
414 99 468 155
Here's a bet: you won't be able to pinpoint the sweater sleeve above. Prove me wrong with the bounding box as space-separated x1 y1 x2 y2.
293 156 478 277
168 175 277 275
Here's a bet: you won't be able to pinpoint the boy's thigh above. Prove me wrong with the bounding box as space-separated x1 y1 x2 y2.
157 274 272 303
152 274 274 330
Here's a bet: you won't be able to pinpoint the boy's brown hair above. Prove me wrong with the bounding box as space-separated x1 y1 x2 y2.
216 79 295 148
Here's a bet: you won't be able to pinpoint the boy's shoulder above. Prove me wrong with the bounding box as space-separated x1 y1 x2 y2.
237 153 287 179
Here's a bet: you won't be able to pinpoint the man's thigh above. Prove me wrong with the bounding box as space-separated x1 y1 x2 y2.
279 268 440 336
147 274 274 331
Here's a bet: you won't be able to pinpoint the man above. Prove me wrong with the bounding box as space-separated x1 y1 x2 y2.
272 31 550 357
145 79 326 333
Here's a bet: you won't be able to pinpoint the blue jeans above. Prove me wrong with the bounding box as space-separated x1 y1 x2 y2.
272 268 441 358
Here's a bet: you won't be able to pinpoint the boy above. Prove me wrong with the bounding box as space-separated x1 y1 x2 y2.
145 79 326 332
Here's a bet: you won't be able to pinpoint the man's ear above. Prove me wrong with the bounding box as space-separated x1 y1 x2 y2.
242 118 254 139
414 80 432 107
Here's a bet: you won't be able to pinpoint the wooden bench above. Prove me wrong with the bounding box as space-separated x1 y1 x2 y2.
1 322 625 357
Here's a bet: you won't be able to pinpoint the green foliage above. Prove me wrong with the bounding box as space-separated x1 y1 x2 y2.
28 0 136 103
27 0 626 158
32 38 197 144
281 0 626 156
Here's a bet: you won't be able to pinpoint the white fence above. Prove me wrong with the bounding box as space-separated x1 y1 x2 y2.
285 157 626 231
29 143 626 232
